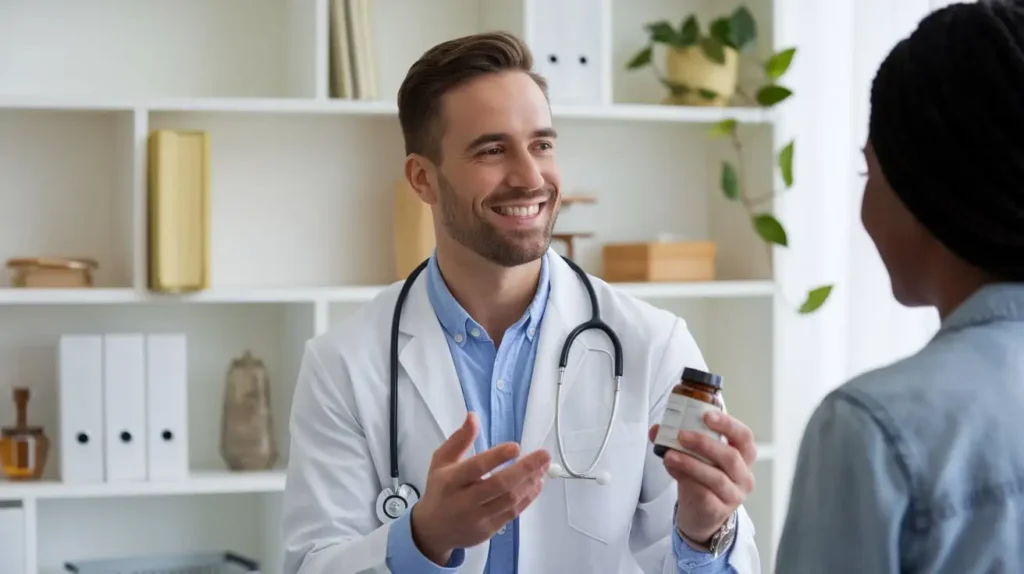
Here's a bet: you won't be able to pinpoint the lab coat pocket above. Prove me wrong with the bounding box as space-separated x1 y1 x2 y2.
560 422 648 545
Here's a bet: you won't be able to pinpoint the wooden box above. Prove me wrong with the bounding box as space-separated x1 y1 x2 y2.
6 257 97 288
602 241 716 282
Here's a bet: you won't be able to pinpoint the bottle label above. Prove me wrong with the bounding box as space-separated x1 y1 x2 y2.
654 393 725 464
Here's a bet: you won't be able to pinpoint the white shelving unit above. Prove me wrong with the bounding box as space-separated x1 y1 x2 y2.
0 0 824 573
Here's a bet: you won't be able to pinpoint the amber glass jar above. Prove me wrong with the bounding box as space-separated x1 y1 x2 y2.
0 388 49 480
653 367 724 461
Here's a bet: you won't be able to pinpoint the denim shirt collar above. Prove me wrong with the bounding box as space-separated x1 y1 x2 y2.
425 251 550 345
939 282 1024 335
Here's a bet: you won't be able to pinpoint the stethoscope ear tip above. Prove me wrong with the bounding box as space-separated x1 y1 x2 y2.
546 464 564 479
594 471 611 485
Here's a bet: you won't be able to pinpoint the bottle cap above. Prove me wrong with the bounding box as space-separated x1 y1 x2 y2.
682 367 723 389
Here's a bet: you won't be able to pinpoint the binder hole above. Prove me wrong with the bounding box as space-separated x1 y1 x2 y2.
162 430 174 441
579 55 588 65
76 432 89 444
548 54 558 64
120 431 132 443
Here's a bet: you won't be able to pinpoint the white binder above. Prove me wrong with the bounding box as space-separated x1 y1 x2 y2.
0 503 24 574
58 334 105 483
145 334 189 480
103 334 147 482
525 0 610 105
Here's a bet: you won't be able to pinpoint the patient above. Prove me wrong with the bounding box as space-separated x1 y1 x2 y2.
775 2 1024 572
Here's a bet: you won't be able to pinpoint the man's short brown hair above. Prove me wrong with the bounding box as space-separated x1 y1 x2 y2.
397 31 549 163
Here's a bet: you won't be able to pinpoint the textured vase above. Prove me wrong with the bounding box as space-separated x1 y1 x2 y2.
663 44 739 107
220 350 277 471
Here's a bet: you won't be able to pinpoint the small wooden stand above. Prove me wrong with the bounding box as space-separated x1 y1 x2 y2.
553 194 597 260
552 232 594 260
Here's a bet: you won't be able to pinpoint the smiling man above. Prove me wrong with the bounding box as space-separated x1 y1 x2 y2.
282 31 761 574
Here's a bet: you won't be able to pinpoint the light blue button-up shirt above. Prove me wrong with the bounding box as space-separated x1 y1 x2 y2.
776 282 1024 572
384 251 734 573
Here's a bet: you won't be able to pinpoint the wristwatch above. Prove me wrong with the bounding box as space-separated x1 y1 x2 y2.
678 511 737 558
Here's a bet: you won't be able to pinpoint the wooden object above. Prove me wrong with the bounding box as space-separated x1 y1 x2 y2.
393 178 435 280
0 388 49 481
147 129 211 293
560 194 596 206
602 241 717 282
552 232 594 260
5 257 97 288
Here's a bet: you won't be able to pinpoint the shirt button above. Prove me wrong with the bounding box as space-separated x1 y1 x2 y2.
498 526 506 535
470 328 481 338
454 334 463 343
496 379 505 390
528 328 535 337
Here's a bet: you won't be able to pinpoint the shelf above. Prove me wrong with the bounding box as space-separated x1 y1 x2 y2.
0 281 775 306
0 471 285 501
0 443 776 501
0 95 774 125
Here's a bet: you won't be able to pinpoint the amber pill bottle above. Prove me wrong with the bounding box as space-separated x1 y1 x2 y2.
653 367 725 461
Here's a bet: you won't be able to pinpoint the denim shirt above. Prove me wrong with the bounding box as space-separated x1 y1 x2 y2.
776 283 1024 573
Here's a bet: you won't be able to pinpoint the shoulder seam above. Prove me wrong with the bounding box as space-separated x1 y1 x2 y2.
829 387 921 498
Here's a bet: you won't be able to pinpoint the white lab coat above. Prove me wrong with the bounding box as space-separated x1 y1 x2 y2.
281 250 760 574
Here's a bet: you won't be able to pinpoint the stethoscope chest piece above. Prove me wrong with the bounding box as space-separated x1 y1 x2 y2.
376 482 421 524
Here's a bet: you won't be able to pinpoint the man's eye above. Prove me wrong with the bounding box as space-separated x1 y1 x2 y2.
481 147 503 155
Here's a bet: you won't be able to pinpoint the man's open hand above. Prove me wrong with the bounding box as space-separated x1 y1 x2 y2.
411 412 551 565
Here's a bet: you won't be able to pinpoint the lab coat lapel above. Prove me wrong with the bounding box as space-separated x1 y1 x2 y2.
397 271 469 442
520 251 592 454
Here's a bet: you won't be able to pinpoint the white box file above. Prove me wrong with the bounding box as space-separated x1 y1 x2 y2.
145 333 189 480
59 334 106 483
0 503 24 574
525 0 610 105
103 333 148 482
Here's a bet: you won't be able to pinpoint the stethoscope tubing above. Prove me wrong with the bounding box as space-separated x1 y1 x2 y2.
387 254 624 489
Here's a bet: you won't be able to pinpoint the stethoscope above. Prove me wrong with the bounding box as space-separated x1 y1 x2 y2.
376 254 623 525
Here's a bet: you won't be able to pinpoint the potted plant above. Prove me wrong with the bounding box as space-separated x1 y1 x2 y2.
627 6 833 314
626 6 758 107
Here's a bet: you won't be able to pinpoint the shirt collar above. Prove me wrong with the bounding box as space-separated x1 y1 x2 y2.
938 282 1024 335
425 251 551 345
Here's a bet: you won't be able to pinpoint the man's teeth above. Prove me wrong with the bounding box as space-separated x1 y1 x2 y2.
497 204 541 217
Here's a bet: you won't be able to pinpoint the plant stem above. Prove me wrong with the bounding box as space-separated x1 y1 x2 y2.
729 129 775 270
746 190 778 207
735 85 757 106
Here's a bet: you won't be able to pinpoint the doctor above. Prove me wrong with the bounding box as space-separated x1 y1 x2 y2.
281 31 760 574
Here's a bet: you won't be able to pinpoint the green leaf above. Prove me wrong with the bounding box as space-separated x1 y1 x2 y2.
756 85 793 106
765 48 796 80
700 37 726 64
709 17 735 49
679 16 700 46
778 140 794 187
729 6 757 50
721 162 739 200
659 77 690 97
646 21 679 45
799 285 833 314
708 118 737 137
753 214 788 246
697 88 718 100
627 46 653 69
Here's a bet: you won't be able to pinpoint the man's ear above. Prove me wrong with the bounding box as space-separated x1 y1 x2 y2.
404 154 438 205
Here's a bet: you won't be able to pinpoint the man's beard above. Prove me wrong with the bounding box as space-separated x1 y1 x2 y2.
437 173 557 268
